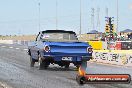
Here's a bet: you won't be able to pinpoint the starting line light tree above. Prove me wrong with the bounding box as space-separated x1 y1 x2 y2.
105 17 116 40
105 24 110 33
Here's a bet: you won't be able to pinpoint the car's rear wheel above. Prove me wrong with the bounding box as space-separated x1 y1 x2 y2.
76 65 80 69
64 63 70 69
74 62 82 69
30 56 35 67
38 55 48 70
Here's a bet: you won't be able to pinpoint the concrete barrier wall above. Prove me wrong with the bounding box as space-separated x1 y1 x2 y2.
87 41 108 50
87 41 132 50
87 41 103 50
0 40 13 44
102 41 107 50
92 50 132 66
0 40 29 45
13 40 29 45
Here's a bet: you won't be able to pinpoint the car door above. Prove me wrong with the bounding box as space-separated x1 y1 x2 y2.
30 33 41 60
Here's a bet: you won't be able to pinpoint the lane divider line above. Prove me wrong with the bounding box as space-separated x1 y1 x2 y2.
1 46 6 47
15 48 20 50
23 49 28 51
9 47 13 49
1 45 28 52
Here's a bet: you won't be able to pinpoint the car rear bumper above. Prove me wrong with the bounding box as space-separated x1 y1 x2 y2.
41 55 92 62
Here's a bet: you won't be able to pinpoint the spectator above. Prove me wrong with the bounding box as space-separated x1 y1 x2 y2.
128 33 132 39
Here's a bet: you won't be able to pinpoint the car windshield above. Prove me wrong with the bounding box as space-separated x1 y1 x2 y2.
41 33 78 41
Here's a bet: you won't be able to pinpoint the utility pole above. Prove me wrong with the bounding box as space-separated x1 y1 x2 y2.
56 0 58 30
38 0 40 32
79 0 82 34
106 7 108 17
97 8 100 31
91 8 95 30
116 0 119 34
96 8 100 39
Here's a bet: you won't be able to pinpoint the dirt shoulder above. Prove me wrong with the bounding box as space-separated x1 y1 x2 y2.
0 82 12 88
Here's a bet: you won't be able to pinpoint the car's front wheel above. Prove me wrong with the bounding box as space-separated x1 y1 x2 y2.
30 56 35 67
38 55 48 70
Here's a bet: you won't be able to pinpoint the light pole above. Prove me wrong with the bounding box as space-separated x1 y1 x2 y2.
116 0 119 34
38 0 40 32
79 0 82 34
56 0 58 30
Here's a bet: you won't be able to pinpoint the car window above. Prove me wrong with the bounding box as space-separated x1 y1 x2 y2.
41 33 77 41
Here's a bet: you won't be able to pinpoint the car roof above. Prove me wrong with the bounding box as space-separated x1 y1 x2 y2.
41 30 76 34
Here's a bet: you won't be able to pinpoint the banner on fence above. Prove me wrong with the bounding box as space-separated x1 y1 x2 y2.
92 51 132 66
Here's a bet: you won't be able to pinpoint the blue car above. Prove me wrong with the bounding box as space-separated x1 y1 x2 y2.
28 30 92 69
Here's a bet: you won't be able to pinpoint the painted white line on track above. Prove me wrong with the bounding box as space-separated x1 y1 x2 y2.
9 47 13 49
23 49 28 51
1 46 6 47
16 48 20 50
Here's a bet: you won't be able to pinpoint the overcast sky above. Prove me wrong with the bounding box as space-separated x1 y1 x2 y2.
0 0 132 35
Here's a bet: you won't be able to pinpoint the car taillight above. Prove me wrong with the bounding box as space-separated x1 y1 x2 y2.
87 47 93 53
44 46 50 52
